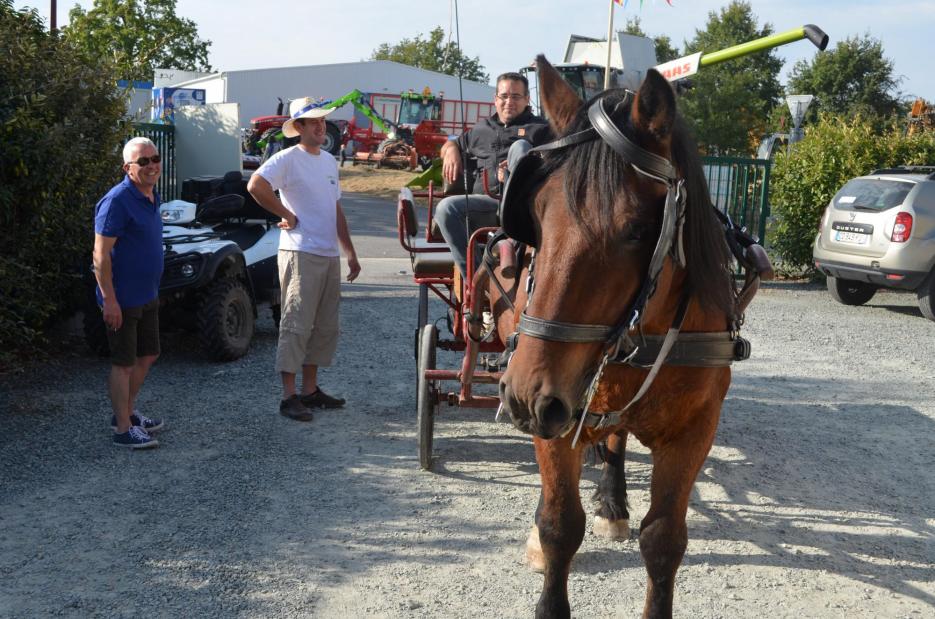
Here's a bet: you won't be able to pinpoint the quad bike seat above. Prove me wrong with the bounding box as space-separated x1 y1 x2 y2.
214 222 267 251
183 171 276 222
196 193 246 224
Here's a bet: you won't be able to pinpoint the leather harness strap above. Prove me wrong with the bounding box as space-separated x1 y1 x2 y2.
617 331 752 368
518 314 613 343
587 100 678 182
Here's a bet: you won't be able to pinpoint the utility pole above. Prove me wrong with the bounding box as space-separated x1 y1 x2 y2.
50 0 57 32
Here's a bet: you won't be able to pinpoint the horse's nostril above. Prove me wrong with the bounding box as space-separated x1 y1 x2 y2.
535 395 571 437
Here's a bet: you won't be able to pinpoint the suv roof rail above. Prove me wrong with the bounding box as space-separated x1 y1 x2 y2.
870 165 935 178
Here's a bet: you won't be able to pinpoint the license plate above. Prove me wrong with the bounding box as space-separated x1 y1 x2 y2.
835 230 870 245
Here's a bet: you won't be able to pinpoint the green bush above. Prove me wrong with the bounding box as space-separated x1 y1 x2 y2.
770 113 935 269
0 1 128 358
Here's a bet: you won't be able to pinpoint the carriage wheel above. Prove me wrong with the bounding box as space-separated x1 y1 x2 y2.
414 284 428 360
417 324 438 470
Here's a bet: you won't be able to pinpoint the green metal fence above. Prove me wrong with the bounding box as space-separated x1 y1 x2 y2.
702 156 772 243
128 123 177 200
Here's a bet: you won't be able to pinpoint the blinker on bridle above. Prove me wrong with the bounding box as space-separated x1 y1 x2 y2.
505 92 690 445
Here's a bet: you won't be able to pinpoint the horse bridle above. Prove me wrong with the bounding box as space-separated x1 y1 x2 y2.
515 95 687 345
502 93 721 445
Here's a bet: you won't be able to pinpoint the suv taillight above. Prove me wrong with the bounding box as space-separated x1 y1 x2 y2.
891 212 913 243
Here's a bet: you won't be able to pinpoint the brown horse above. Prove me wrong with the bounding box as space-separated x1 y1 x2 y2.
495 56 749 618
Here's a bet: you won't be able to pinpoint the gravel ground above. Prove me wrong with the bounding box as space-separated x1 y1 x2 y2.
1 195 934 618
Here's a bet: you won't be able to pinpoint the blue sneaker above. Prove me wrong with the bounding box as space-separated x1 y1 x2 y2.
113 426 159 449
110 411 164 433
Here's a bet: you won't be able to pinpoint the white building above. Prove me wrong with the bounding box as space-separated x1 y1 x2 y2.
168 60 496 128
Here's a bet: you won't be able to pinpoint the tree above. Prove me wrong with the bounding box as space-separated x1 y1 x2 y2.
0 0 127 357
371 27 488 83
786 34 902 122
63 0 211 82
677 1 783 155
622 17 680 64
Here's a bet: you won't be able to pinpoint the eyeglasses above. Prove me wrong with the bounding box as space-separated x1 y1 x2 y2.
496 93 527 102
127 154 161 166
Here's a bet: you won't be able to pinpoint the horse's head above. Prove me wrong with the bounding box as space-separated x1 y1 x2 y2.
499 55 732 439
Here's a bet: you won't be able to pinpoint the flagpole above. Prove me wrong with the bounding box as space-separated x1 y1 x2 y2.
604 0 615 89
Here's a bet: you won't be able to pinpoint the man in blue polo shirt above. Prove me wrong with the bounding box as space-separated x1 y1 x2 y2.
93 137 166 449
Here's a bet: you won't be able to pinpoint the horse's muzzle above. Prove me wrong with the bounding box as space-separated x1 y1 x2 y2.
500 379 574 439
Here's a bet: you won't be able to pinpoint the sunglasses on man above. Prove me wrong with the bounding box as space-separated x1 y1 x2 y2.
127 154 162 166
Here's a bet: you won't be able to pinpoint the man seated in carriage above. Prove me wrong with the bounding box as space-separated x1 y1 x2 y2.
434 72 552 281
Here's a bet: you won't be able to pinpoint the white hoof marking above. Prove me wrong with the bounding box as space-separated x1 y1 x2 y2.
593 516 630 540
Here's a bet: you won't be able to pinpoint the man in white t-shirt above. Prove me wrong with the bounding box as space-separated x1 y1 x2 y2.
247 97 361 421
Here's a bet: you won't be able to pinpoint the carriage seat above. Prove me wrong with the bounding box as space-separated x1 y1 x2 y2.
411 239 454 278
399 188 455 278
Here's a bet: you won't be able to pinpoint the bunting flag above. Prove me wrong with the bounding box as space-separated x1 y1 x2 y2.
614 0 674 7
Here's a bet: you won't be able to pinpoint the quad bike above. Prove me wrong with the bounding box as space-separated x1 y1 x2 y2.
84 171 281 361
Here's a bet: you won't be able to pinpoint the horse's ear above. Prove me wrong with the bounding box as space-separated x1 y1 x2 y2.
630 69 676 141
535 54 581 135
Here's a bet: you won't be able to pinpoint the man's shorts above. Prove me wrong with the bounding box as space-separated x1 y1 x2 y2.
275 250 341 373
105 298 160 367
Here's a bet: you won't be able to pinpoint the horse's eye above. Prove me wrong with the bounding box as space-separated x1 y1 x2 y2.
623 222 654 243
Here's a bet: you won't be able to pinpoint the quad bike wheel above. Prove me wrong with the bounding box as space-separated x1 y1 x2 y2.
417 324 438 471
826 275 877 306
198 278 255 361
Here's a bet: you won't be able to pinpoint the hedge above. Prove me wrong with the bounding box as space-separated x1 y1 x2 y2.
1 1 128 361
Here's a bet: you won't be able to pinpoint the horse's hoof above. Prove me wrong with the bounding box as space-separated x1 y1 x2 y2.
525 525 546 573
593 515 630 540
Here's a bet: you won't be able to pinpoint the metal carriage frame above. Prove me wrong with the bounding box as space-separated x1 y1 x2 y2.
397 180 508 470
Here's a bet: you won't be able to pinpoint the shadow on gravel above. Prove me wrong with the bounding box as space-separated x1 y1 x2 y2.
683 373 935 607
871 303 927 319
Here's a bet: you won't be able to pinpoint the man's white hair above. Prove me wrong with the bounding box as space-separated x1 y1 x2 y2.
123 137 157 163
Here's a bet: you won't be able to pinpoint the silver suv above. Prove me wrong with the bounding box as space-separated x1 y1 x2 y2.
813 166 935 320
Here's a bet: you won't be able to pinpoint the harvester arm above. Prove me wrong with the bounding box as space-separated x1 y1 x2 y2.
257 89 402 150
654 24 829 82
326 89 400 136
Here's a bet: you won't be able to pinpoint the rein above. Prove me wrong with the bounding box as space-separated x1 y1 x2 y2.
503 94 753 446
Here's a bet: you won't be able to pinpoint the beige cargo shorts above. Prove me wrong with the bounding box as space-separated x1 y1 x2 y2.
275 250 341 373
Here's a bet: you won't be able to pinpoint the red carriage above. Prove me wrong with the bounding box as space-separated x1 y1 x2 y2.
396 173 510 470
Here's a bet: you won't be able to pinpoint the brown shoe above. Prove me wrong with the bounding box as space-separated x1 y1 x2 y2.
300 387 345 409
279 395 314 421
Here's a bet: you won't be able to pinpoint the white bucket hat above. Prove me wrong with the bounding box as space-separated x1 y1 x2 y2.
282 97 335 138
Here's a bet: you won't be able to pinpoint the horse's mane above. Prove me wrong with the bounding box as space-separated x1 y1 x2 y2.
539 89 736 318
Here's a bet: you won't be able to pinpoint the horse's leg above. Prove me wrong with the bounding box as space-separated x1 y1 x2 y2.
527 437 585 619
592 430 631 540
639 410 719 619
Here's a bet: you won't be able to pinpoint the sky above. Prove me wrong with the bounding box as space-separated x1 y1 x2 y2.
14 0 935 101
